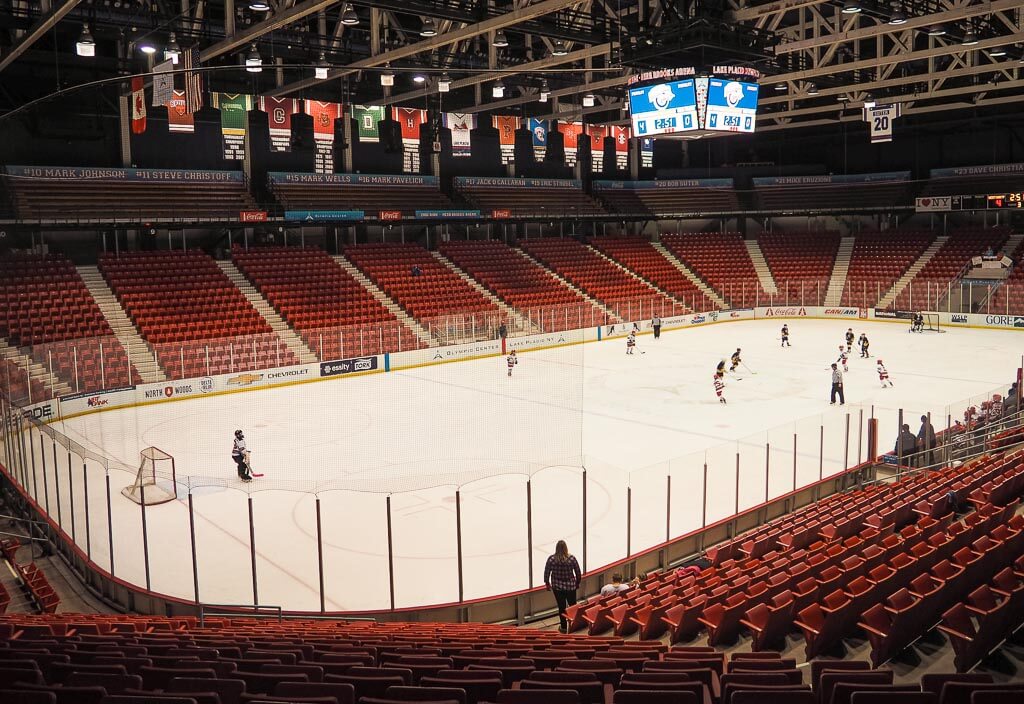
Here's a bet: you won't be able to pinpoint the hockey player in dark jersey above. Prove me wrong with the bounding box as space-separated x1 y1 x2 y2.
730 348 742 372
845 328 855 353
780 324 790 347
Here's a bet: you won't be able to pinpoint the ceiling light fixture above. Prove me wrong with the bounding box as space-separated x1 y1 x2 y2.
245 43 262 72
315 52 329 79
380 66 394 86
76 23 96 57
551 40 568 56
927 25 946 37
412 73 427 84
420 17 437 37
806 82 819 95
841 0 862 14
138 33 157 54
249 0 270 10
774 82 787 91
164 32 180 63
539 79 550 102
582 92 595 107
962 30 979 46
492 79 505 98
341 4 359 25
990 46 1007 57
438 72 452 92
888 7 907 25
493 30 509 47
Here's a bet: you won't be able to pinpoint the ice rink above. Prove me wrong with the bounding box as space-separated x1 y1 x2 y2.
14 318 1019 611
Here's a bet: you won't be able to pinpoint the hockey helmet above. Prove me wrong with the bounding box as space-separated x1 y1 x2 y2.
235 429 244 439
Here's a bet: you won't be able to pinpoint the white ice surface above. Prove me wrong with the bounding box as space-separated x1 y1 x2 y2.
18 318 1018 611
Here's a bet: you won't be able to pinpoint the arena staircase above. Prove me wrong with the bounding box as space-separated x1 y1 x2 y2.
430 252 539 334
823 236 856 306
650 242 728 309
216 261 319 365
743 239 779 296
877 235 950 309
331 255 437 347
514 248 622 322
75 266 166 383
0 338 70 398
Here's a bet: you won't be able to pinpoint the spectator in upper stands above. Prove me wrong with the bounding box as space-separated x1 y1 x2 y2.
918 414 937 466
895 423 918 466
544 539 582 633
600 573 638 596
411 264 422 277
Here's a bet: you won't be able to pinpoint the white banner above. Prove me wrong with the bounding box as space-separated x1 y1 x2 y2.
152 59 175 107
915 196 952 213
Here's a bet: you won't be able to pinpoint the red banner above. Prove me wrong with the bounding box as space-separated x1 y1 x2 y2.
492 209 511 219
240 210 268 222
379 210 403 221
131 77 146 134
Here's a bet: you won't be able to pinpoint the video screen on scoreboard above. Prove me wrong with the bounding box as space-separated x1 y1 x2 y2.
705 79 759 133
628 80 699 137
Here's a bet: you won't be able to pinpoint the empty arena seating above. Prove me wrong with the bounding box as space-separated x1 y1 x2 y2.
98 251 296 379
344 243 502 341
456 181 605 217
594 182 739 216
753 175 911 212
757 232 840 305
233 246 424 359
3 170 257 221
660 233 765 308
0 254 134 393
840 231 935 307
587 238 709 311
438 240 610 331
269 175 453 215
891 229 1010 312
0 358 51 404
518 238 683 319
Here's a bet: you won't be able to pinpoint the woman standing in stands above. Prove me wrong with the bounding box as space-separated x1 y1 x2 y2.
544 539 582 633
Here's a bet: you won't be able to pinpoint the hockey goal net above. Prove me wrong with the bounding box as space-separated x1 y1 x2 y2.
922 312 945 333
122 447 178 505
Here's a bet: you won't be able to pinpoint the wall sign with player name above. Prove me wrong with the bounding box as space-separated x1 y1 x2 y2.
455 177 582 188
7 166 244 182
593 178 733 190
269 172 438 186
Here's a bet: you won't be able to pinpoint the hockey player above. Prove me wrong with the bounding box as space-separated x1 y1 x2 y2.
836 345 849 372
876 359 893 387
730 348 742 372
858 333 870 358
716 359 727 376
232 429 252 481
781 324 791 347
507 349 518 377
626 330 637 354
714 371 727 404
845 328 855 353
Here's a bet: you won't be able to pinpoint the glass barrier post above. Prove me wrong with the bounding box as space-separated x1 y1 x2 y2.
66 448 76 544
315 496 325 612
205 346 211 376
386 495 396 610
665 474 672 543
734 452 740 515
72 346 80 392
188 489 200 604
140 482 151 590
248 496 258 605
818 423 824 482
582 468 588 572
526 479 533 587
105 470 115 575
456 489 464 602
764 442 770 504
180 347 186 378
100 343 106 388
626 485 632 557
844 413 851 470
792 433 798 493
701 460 708 530
40 430 51 515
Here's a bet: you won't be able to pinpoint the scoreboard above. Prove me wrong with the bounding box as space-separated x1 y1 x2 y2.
705 79 759 133
986 193 1024 209
628 80 699 137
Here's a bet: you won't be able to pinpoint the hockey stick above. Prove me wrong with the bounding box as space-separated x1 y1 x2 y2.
741 362 758 375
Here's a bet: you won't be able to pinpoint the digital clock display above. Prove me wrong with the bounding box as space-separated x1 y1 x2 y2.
628 80 699 137
705 79 759 134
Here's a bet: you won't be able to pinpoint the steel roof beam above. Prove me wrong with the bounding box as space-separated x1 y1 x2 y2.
0 0 83 74
199 0 343 62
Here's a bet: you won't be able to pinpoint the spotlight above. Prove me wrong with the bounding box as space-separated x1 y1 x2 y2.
551 40 568 56
962 30 979 46
774 83 788 91
164 32 180 63
492 79 505 98
806 82 819 95
245 43 262 72
990 47 1007 57
315 53 329 80
582 92 595 107
420 17 437 37
413 73 426 84
841 0 861 13
493 30 509 47
76 23 96 57
927 25 946 37
341 4 359 25
249 0 270 10
438 73 452 92
837 94 850 102
138 34 157 55
539 79 550 102
888 4 907 25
